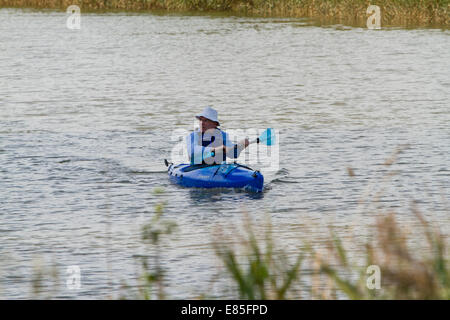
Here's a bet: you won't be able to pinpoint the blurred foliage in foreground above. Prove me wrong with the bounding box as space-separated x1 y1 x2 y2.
134 191 448 300
212 208 449 300
134 146 449 300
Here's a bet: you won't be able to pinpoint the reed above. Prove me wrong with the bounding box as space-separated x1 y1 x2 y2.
315 208 450 299
211 147 449 299
212 213 305 299
210 206 449 299
136 188 177 300
0 0 448 27
30 257 60 299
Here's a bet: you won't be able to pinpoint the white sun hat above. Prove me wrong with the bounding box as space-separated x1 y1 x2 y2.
195 106 220 125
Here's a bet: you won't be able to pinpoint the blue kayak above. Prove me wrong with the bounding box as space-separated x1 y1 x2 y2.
166 161 264 192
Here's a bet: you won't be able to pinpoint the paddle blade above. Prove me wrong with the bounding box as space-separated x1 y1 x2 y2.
258 128 276 146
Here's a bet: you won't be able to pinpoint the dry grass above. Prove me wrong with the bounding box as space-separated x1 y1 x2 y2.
212 213 305 299
210 206 449 299
315 208 449 299
211 146 449 299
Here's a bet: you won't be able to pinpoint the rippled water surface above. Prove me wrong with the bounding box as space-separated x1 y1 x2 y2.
1 9 449 299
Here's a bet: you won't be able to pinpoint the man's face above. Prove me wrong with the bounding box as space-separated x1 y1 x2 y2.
199 116 218 133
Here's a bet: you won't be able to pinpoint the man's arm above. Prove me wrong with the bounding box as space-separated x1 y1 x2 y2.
221 132 249 159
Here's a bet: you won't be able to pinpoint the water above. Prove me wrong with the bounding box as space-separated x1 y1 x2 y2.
0 8 449 299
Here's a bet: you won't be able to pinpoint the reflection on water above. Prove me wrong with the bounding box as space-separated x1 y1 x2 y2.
187 188 265 204
0 8 449 299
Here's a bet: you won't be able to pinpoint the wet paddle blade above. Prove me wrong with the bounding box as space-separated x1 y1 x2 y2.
258 128 276 146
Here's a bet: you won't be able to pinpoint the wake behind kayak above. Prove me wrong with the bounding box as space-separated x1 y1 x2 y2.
165 160 264 193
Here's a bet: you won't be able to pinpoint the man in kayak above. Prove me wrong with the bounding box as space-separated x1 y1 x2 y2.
186 106 249 165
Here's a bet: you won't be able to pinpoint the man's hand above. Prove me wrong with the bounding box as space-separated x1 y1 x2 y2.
212 145 227 154
210 139 249 161
236 138 249 150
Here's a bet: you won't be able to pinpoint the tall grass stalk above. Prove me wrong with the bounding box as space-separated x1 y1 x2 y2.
211 147 449 300
212 213 305 299
210 206 449 299
316 208 449 299
137 188 177 299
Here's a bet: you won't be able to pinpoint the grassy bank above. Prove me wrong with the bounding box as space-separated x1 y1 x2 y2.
1 0 449 27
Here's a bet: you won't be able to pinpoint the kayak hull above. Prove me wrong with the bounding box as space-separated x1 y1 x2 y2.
167 163 264 192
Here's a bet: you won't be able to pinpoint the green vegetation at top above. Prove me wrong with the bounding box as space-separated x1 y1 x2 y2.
1 0 449 27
